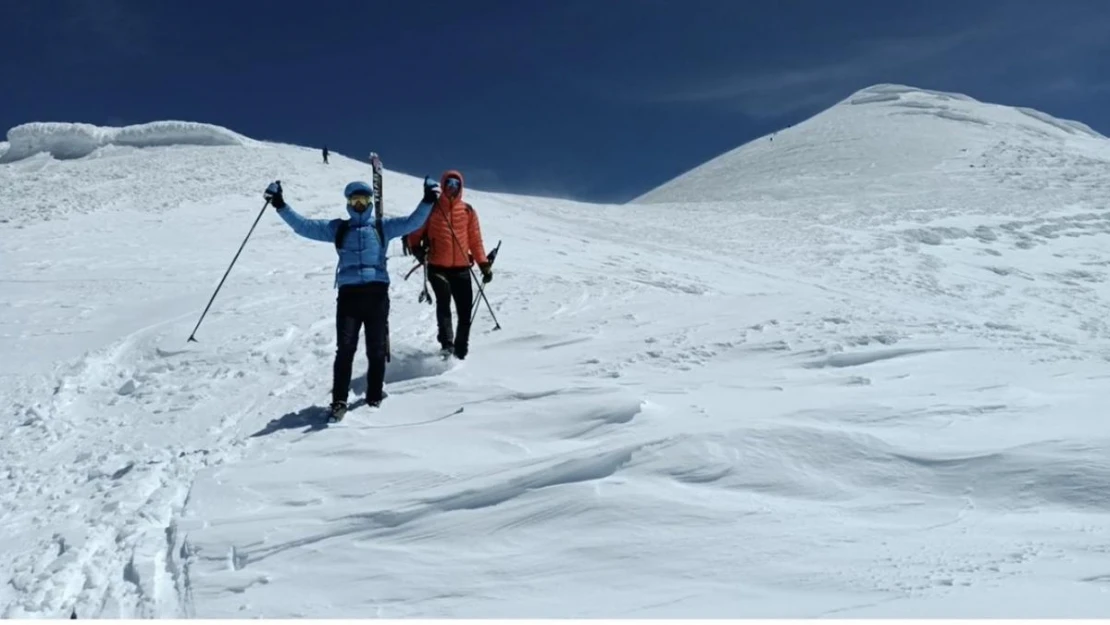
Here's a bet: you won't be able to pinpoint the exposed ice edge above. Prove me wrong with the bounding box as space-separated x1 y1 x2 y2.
0 120 262 163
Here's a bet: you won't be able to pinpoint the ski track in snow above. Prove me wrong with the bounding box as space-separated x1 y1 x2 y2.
4 87 1110 617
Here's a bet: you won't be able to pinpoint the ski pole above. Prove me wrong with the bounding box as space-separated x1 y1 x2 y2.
404 259 433 304
187 196 272 342
418 262 433 304
438 210 501 330
470 242 501 326
468 266 501 330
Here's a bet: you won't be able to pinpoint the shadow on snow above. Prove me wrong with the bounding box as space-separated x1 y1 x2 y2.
250 405 334 436
250 403 466 437
250 349 460 438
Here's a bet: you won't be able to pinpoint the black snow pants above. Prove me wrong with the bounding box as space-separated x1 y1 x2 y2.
332 282 390 405
428 265 474 359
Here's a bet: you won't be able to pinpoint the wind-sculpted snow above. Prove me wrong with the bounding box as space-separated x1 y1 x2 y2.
847 84 1102 140
0 121 257 163
1016 107 1104 139
4 84 1110 618
847 83 978 106
0 122 397 226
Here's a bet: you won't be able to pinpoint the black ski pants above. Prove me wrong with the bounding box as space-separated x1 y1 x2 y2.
332 283 389 404
428 265 474 358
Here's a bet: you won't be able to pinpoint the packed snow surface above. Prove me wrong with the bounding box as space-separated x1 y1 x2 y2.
2 85 1110 618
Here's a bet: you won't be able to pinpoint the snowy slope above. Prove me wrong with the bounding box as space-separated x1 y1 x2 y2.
3 93 1110 618
636 83 1109 206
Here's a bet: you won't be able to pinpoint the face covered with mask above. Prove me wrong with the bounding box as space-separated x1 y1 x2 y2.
343 181 375 222
443 175 461 197
348 192 371 211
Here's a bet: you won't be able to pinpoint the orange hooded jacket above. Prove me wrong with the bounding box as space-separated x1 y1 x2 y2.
406 170 489 269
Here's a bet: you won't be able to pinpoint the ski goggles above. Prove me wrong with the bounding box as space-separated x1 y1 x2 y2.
347 193 372 209
444 177 461 192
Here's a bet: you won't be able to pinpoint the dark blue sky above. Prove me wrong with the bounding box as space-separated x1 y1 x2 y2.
4 0 1110 202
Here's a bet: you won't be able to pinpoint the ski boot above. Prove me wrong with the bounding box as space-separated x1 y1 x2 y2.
328 400 348 423
366 391 388 409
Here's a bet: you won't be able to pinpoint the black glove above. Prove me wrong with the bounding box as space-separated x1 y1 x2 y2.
422 176 440 204
479 261 493 284
264 181 285 208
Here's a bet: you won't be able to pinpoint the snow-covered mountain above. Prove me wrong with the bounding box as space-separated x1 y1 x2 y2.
636 83 1109 206
2 85 1110 618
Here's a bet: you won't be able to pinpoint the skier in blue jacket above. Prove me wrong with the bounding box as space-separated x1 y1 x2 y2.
264 177 438 420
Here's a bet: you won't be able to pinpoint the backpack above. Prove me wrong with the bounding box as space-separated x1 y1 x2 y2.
331 213 385 291
334 211 384 250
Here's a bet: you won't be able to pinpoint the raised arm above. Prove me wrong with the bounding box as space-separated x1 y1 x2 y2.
382 199 434 241
264 181 340 243
384 176 441 241
276 203 341 243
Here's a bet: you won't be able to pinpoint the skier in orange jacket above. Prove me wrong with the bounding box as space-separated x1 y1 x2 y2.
405 170 492 359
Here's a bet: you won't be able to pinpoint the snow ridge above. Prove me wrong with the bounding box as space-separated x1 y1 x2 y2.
845 84 1104 139
845 83 979 106
0 121 257 163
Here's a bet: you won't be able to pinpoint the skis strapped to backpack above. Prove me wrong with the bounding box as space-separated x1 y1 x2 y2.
370 152 384 243
334 155 384 251
369 152 390 362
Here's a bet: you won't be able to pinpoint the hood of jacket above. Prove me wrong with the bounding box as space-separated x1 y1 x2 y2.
439 170 465 206
344 180 376 225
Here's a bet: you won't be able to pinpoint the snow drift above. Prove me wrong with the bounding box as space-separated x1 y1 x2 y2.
0 121 303 225
0 120 257 163
3 84 1110 618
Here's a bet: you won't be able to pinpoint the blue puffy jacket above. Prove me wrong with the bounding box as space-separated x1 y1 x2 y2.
276 192 433 287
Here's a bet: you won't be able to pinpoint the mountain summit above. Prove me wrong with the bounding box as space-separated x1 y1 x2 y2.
634 83 1110 205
